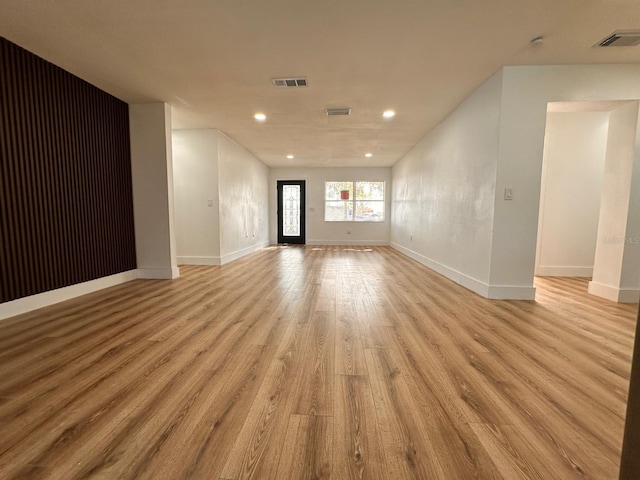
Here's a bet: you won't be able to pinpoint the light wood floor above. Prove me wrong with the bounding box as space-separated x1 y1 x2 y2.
0 246 637 479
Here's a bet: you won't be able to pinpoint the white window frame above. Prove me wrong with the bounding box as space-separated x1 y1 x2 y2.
324 181 385 222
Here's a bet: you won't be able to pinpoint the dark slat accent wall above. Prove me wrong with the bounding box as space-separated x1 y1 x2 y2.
0 37 137 303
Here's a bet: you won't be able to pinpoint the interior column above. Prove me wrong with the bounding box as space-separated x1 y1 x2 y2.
129 102 179 279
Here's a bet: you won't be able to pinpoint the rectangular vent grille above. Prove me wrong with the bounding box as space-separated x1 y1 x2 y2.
272 77 308 88
325 108 351 116
597 30 640 47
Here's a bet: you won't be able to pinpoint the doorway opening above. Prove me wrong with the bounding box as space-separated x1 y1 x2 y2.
534 100 640 303
277 180 306 245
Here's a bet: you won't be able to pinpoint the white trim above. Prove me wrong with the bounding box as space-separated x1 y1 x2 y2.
177 256 221 266
137 267 180 279
536 266 593 277
487 285 536 301
458 275 490 298
220 242 267 265
306 240 389 246
394 243 458 278
0 270 138 321
390 242 536 300
618 289 640 303
588 281 640 303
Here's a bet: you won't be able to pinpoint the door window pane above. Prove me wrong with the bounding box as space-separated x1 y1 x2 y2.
283 184 300 236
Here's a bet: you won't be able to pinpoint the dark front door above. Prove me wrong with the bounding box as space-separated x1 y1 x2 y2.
277 180 306 244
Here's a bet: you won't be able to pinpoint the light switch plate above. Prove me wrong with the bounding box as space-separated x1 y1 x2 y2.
504 188 513 200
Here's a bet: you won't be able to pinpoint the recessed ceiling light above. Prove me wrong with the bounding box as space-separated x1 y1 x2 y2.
365 153 373 158
287 154 294 159
254 113 266 121
383 110 395 118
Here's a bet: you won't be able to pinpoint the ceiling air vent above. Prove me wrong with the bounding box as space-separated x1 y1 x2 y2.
272 77 308 88
596 30 640 47
325 108 351 116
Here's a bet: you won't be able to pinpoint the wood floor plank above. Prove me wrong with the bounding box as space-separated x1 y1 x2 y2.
275 414 332 480
0 246 636 479
335 301 366 376
469 422 546 480
81 344 278 480
219 320 308 479
356 296 390 349
364 347 446 479
293 316 335 416
333 375 388 479
0 320 220 464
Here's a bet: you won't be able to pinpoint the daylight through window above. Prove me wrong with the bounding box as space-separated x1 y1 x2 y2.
325 181 385 222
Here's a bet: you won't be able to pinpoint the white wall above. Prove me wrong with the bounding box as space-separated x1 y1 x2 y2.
172 130 269 265
269 167 391 245
390 64 640 300
129 102 179 279
391 70 503 295
492 65 640 300
535 111 609 277
173 129 220 264
589 102 640 302
217 132 270 261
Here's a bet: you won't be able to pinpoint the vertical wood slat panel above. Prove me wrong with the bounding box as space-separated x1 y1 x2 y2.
0 39 15 300
4 43 25 300
0 37 137 304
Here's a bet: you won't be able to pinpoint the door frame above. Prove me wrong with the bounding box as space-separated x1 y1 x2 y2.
277 180 306 244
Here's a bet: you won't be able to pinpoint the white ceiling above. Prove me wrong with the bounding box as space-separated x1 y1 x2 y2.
1 0 639 167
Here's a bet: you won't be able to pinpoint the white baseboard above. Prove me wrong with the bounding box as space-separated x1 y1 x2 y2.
390 242 536 301
458 275 490 298
306 240 390 246
0 270 138 321
178 242 269 267
220 242 267 265
588 281 640 303
177 256 221 266
137 267 180 279
487 285 537 301
536 265 593 277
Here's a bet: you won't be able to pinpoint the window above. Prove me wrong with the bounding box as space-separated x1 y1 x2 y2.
325 181 385 222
